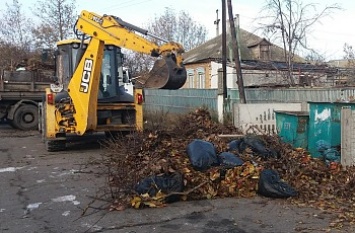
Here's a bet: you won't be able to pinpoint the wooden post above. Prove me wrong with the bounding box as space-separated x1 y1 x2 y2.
222 0 227 100
227 0 246 104
217 0 227 124
217 68 224 123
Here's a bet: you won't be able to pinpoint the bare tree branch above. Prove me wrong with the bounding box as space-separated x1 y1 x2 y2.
32 0 77 47
146 7 208 51
124 7 208 77
258 0 341 85
0 0 34 70
0 0 33 49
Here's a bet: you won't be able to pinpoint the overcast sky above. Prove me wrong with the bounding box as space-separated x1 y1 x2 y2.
2 0 355 61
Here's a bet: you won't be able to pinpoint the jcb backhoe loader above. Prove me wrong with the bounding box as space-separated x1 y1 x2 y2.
39 10 187 151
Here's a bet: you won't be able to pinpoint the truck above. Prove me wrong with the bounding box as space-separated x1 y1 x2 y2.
39 10 187 151
0 69 55 130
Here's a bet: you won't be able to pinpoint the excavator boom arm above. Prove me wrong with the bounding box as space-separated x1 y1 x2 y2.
77 11 184 63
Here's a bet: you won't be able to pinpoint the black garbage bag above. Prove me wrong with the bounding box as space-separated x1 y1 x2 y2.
228 139 243 151
239 136 278 158
258 169 297 198
186 139 219 171
323 148 340 162
135 172 184 202
316 140 340 162
218 152 244 168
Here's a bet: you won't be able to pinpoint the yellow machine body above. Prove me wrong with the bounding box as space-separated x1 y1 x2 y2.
41 10 186 151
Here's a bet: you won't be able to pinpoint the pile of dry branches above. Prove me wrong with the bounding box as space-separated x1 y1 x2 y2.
101 107 355 229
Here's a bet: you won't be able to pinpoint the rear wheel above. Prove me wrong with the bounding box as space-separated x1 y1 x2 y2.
12 105 38 130
8 119 17 129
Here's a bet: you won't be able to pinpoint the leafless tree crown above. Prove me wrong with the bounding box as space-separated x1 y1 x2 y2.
259 0 341 85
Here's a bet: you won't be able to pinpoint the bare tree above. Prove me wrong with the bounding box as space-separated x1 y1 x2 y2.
0 0 33 48
0 0 33 69
32 0 77 49
305 51 325 64
176 11 208 51
32 24 60 51
123 51 154 78
124 7 208 77
260 0 340 85
148 7 177 43
147 7 208 51
344 43 355 61
343 43 355 77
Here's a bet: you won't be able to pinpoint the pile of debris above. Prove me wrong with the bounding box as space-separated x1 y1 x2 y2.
102 107 355 228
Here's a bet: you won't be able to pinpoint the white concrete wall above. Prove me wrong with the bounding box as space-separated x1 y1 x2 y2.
341 108 355 166
234 103 303 134
210 61 238 88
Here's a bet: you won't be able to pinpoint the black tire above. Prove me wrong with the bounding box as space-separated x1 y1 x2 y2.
46 140 66 152
8 119 17 129
12 105 38 130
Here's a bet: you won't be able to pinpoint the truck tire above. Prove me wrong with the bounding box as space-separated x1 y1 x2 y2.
12 105 38 130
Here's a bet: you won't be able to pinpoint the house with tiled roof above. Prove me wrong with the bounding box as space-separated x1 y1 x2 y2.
182 28 336 88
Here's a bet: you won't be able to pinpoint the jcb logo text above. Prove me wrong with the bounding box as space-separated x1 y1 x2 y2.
80 59 93 93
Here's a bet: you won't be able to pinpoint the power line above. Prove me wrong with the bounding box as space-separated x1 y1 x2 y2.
96 0 154 12
97 0 139 11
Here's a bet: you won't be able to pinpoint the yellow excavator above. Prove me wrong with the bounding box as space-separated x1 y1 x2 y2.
39 10 187 151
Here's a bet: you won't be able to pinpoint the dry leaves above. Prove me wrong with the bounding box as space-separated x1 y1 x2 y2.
103 107 355 229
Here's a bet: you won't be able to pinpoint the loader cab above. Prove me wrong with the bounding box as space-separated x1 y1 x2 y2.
55 39 134 102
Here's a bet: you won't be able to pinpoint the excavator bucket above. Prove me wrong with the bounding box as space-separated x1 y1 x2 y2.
136 56 187 89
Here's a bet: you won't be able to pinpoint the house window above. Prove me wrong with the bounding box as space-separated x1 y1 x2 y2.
260 44 270 60
198 73 205 88
196 67 205 89
187 69 194 88
188 73 194 88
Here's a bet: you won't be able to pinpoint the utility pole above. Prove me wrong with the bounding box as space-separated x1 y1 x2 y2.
227 0 246 103
222 0 227 100
214 9 220 37
217 0 227 123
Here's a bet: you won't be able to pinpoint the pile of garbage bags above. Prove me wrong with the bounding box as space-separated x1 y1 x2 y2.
134 135 297 206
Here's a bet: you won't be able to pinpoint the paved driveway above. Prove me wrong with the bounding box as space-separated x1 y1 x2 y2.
0 124 350 233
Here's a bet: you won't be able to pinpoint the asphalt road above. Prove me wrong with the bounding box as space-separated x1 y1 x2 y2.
0 123 351 233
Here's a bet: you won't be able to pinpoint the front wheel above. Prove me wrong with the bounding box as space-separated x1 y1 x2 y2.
12 105 38 130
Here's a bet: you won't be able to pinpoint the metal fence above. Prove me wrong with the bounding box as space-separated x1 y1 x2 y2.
144 87 354 114
244 88 352 103
143 89 219 113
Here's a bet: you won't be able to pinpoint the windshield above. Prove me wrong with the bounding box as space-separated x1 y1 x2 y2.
71 45 119 100
57 42 127 101
99 50 117 99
